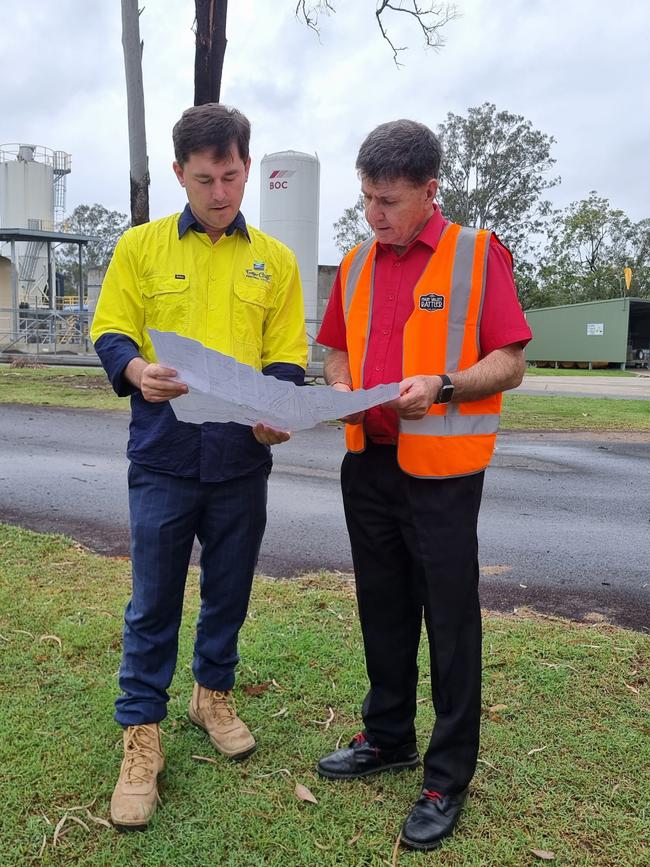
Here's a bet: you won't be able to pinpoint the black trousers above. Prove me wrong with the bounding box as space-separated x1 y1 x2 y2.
341 442 484 795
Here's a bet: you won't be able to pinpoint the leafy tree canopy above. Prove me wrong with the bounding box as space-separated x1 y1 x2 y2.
536 192 650 305
333 194 373 255
58 203 130 291
436 102 558 256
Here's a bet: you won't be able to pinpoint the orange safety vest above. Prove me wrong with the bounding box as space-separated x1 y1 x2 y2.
340 222 502 479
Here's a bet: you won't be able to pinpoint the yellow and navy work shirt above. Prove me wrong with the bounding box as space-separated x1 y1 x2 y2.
91 206 307 482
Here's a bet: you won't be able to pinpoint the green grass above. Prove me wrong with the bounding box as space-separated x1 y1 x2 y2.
502 394 650 431
1 364 649 431
0 524 648 866
525 367 637 377
0 364 121 410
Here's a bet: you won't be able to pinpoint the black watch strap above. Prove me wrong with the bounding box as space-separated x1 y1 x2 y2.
435 374 454 404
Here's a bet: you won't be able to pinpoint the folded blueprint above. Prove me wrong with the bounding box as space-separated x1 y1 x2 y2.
149 330 399 431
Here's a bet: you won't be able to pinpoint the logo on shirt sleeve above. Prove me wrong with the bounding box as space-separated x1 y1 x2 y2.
419 292 445 311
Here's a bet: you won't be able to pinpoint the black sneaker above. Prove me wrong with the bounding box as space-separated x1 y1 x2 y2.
400 787 468 851
317 732 419 780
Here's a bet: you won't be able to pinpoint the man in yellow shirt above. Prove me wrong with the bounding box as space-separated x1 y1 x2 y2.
91 103 307 831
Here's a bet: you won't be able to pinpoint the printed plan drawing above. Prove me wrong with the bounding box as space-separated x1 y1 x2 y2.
149 330 400 431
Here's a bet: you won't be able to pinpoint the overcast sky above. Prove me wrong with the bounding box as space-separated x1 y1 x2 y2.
2 0 648 264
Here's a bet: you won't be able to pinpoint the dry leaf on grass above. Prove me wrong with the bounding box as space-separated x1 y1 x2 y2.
295 782 318 804
64 798 96 813
271 707 288 717
391 832 402 865
84 810 111 829
348 830 362 845
244 681 272 696
64 815 91 833
489 704 508 713
310 706 335 730
255 768 291 779
192 754 220 766
531 849 555 860
527 746 547 756
38 834 47 857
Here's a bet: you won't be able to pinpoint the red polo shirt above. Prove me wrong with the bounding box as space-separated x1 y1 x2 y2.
317 208 532 442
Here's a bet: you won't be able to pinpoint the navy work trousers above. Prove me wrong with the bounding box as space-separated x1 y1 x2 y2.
341 443 484 796
115 462 267 727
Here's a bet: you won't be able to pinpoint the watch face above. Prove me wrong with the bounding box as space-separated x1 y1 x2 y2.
439 384 454 403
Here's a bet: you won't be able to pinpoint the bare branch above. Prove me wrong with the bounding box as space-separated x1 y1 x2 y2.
376 1 459 66
297 1 456 65
295 0 336 35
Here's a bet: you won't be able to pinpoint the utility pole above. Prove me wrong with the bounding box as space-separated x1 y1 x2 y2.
194 0 228 104
121 0 150 225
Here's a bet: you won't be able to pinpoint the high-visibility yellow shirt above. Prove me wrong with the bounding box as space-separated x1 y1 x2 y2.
90 212 308 372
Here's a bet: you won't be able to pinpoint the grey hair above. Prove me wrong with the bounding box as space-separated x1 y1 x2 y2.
355 119 442 186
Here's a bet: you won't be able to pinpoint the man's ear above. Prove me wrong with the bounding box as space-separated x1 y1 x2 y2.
244 156 251 183
173 161 185 187
425 178 439 203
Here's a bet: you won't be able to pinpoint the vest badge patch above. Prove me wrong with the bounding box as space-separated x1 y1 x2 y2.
419 292 445 311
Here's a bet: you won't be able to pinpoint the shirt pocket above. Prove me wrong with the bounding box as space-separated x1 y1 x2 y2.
231 281 272 365
141 276 190 334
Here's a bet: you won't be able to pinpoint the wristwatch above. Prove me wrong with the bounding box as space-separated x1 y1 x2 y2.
434 374 454 404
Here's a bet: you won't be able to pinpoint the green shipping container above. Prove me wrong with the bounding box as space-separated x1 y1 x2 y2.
525 298 650 368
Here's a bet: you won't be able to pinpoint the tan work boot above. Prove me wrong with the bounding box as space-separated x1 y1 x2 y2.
188 683 256 760
110 723 165 831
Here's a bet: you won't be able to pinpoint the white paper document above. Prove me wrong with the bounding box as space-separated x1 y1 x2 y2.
149 329 400 431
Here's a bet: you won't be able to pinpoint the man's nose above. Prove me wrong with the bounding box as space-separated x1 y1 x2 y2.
211 182 226 202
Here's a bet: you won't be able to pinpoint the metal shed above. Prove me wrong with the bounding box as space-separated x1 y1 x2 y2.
525 298 650 369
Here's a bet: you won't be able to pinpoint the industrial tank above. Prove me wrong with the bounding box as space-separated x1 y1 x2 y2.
259 151 320 328
0 145 57 230
0 144 72 314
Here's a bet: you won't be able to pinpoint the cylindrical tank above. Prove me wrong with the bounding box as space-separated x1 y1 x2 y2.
0 144 54 229
259 151 320 329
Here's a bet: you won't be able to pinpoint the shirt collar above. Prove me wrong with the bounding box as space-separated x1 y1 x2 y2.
376 204 448 255
177 203 251 242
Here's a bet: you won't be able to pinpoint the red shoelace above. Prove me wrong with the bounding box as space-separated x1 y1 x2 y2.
423 789 443 801
351 732 380 756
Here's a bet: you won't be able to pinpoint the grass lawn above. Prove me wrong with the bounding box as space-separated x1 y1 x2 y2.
501 394 650 431
0 524 648 866
0 365 120 411
1 364 649 432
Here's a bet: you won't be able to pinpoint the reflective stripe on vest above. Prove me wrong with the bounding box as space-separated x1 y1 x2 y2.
341 223 502 478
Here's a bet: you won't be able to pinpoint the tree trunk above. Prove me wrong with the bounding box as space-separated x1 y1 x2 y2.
121 0 150 225
194 0 228 105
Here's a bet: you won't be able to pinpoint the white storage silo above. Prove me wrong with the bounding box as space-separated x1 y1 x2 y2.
0 145 54 230
259 151 320 329
0 144 71 306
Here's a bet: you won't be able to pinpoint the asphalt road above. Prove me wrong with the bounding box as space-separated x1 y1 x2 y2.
1 403 648 630
514 374 650 400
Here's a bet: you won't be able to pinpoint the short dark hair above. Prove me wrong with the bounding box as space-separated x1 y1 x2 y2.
172 103 251 165
355 119 442 186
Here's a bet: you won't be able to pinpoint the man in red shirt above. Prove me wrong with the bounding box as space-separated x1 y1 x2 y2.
316 119 532 852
